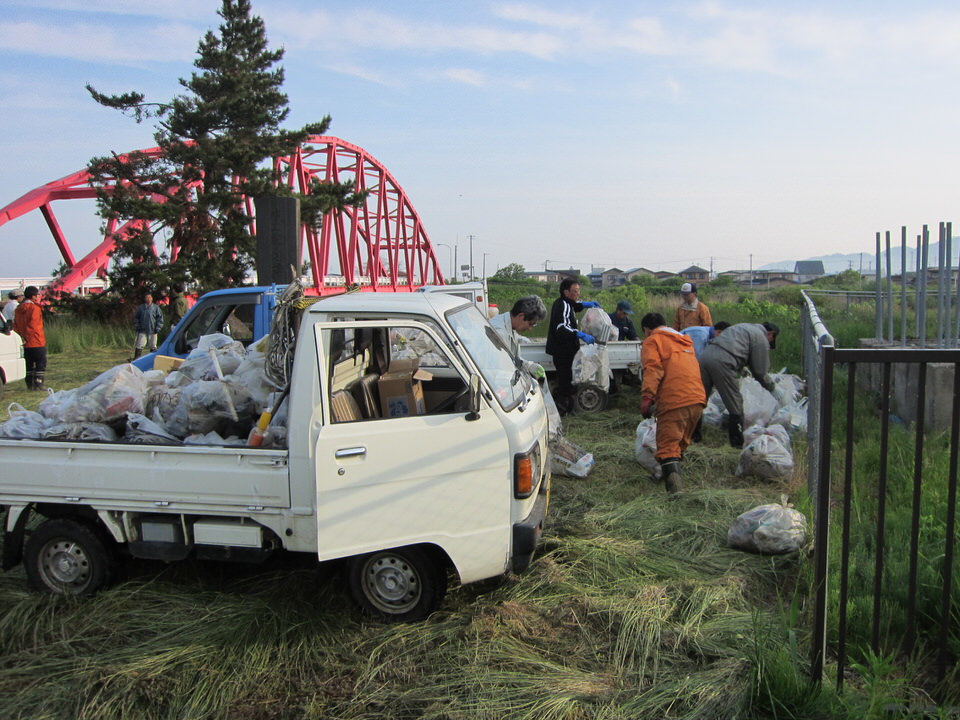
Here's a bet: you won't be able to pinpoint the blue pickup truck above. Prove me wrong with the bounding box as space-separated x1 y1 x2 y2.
132 282 491 372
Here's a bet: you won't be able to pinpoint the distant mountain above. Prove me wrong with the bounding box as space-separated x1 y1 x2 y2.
760 242 957 276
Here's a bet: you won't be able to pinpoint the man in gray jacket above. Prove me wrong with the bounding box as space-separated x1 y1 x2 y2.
699 321 779 447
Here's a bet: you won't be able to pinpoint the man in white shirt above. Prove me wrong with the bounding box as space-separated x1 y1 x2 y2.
1 289 23 333
490 295 547 380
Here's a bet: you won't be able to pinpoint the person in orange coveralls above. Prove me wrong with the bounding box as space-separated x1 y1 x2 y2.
673 282 713 331
13 285 46 390
639 312 707 494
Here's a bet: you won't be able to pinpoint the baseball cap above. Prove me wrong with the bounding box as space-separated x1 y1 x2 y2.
616 300 633 314
680 282 697 294
7 290 23 299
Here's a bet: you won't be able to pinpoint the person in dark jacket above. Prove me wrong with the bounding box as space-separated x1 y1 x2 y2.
132 292 164 359
609 300 639 340
545 278 600 415
699 321 779 447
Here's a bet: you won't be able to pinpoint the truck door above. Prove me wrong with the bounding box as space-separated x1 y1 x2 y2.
312 319 513 582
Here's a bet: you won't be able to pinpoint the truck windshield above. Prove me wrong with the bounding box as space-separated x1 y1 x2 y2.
446 305 528 410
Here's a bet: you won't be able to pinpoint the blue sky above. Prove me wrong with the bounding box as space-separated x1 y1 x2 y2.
2 0 959 279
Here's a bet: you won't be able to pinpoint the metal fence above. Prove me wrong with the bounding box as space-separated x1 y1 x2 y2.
802 290 960 691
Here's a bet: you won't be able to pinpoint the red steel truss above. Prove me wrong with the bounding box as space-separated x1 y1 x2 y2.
0 136 445 295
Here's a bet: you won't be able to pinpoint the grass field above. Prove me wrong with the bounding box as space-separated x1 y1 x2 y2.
0 306 936 719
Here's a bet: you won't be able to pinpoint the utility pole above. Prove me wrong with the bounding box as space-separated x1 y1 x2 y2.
468 234 475 280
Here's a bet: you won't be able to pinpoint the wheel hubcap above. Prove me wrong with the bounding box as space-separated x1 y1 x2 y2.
41 540 90 588
364 554 420 613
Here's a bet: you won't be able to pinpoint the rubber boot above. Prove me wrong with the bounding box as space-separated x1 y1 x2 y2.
25 372 34 391
132 347 142 359
660 458 682 494
33 372 45 392
727 414 744 449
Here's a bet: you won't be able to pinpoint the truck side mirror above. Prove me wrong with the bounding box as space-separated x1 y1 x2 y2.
466 375 481 421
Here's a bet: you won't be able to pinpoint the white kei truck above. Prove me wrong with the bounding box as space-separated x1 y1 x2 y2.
0 291 550 621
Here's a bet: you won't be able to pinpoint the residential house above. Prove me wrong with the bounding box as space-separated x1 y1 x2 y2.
679 265 710 284
794 261 825 284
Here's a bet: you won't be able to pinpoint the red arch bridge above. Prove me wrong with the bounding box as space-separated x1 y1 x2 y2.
0 135 445 296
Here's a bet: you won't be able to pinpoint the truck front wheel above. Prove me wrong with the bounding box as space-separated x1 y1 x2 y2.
347 547 447 622
24 518 115 596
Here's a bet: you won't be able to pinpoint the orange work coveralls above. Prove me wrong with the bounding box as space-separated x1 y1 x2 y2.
641 326 707 461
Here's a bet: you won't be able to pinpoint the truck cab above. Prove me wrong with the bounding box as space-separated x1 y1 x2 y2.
132 286 279 371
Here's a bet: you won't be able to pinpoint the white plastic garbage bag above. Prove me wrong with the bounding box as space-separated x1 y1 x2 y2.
580 307 615 343
736 432 794 479
771 398 809 434
741 376 778 428
634 418 661 480
727 502 808 554
743 422 791 452
0 403 52 439
573 344 610 392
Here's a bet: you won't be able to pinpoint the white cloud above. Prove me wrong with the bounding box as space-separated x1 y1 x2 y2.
443 67 487 87
0 20 197 63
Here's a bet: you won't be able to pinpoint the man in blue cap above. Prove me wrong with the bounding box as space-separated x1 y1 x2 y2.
609 300 638 341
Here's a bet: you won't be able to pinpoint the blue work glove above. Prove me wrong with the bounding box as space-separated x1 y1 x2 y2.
576 331 595 344
581 301 601 308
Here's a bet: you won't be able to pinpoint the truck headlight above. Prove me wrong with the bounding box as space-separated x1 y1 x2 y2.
514 443 541 499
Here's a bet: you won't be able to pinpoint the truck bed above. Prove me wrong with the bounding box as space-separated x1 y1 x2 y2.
0 439 290 512
518 340 642 374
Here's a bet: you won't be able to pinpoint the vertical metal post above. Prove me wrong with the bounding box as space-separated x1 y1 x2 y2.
905 363 927 653
916 233 923 340
946 223 953 348
938 362 960 681
938 223 946 348
876 232 883 341
886 230 894 343
810 344 834 684
920 226 929 348
872 362 892 652
901 227 908 346
836 361 857 690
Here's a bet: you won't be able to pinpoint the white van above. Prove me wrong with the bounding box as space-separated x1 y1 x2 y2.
0 331 25 394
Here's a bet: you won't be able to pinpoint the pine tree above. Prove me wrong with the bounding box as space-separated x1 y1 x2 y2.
86 0 358 299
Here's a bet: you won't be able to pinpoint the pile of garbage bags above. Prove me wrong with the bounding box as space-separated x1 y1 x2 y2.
0 334 287 447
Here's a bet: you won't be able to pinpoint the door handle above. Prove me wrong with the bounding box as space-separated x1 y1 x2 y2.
335 446 367 459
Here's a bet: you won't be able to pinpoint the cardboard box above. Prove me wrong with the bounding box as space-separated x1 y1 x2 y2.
378 358 433 418
153 355 185 372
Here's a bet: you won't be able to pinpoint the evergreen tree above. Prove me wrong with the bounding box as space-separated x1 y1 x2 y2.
86 0 359 299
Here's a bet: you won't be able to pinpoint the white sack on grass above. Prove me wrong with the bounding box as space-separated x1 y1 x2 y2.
702 391 726 427
736 433 794 480
771 369 805 402
634 418 661 480
771 398 809 434
573 344 610 392
551 437 595 478
580 307 615 343
728 503 808 555
743 423 791 453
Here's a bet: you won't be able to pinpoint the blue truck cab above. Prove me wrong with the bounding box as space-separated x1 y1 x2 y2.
132 281 489 371
131 285 281 371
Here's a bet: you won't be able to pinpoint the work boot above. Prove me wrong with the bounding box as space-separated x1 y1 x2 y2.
132 348 142 359
24 373 34 391
33 373 45 392
660 458 682 495
727 414 744 449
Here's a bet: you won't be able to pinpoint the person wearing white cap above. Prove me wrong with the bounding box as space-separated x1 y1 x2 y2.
673 282 712 331
2 289 23 333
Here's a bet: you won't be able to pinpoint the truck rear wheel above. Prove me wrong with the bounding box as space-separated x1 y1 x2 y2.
347 547 446 622
574 384 608 413
24 518 115 596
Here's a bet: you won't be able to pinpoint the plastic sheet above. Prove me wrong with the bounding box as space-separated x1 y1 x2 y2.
727 502 808 554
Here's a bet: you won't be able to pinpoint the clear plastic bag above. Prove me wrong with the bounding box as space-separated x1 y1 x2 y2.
736 433 794 479
0 403 51 439
727 502 808 554
741 376 778 427
580 307 615 342
573 344 610 391
634 418 661 479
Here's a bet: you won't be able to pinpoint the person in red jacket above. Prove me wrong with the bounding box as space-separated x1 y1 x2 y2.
12 285 46 390
639 312 707 494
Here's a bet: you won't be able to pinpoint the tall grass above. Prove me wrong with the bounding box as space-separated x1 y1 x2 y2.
44 314 132 354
